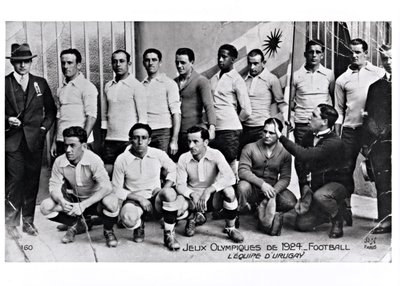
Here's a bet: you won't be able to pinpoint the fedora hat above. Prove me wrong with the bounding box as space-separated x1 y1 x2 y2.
6 43 37 61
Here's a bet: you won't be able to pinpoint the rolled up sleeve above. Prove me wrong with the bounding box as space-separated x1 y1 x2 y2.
235 78 252 121
112 156 129 200
334 81 345 124
83 83 98 119
48 160 65 194
167 80 181 115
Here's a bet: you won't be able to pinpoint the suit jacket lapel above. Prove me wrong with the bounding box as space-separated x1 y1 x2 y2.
5 75 20 114
24 74 37 109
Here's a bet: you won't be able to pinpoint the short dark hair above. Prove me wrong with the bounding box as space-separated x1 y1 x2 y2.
264 117 283 132
350 38 368 52
318 104 338 128
143 48 162 61
247 49 265 62
129 123 152 138
112 49 131 62
63 126 87 143
187 125 209 141
305 39 325 52
176 48 195 62
60 48 82 64
218 44 238 60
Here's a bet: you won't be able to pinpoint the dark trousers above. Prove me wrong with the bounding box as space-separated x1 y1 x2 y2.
239 125 264 158
209 130 241 163
5 136 43 226
341 127 364 196
370 141 391 220
172 131 189 162
296 182 348 231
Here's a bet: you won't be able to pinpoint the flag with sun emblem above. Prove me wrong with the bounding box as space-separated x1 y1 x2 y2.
197 22 305 118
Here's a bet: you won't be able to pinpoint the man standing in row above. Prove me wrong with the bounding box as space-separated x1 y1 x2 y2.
174 47 216 158
142 48 181 156
51 48 98 157
5 43 56 238
290 40 335 213
334 38 385 221
362 44 392 234
210 44 252 177
101 49 147 175
291 39 335 144
241 49 287 149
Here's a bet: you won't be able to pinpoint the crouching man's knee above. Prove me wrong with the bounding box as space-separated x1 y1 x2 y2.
102 194 119 214
158 187 177 202
222 186 236 202
120 205 142 228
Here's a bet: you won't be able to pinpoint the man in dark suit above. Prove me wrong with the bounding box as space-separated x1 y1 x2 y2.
362 44 392 234
5 43 56 238
274 104 349 238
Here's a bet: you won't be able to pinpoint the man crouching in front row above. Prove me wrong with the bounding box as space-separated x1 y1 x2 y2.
40 126 119 247
173 126 244 243
111 123 182 251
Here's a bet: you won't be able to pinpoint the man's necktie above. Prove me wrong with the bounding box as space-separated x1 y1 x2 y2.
20 75 28 92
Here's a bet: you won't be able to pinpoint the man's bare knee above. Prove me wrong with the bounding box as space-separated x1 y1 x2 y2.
158 187 177 202
121 211 139 228
222 186 236 202
102 194 119 213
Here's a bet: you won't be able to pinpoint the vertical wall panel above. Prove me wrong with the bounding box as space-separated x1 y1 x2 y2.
41 22 59 97
70 22 87 76
25 22 43 76
85 22 100 89
56 22 72 52
99 22 113 84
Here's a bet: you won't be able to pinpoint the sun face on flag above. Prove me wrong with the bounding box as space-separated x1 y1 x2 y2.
263 28 283 58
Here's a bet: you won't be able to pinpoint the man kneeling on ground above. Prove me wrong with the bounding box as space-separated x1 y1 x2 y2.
274 104 349 238
40 126 119 247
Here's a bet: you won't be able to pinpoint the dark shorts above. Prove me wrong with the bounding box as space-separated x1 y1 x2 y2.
239 125 264 157
294 123 310 144
149 128 171 153
185 191 225 213
121 189 162 218
102 140 129 164
209 129 241 163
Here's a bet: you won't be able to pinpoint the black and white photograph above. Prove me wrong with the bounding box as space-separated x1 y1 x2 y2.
1 0 398 285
